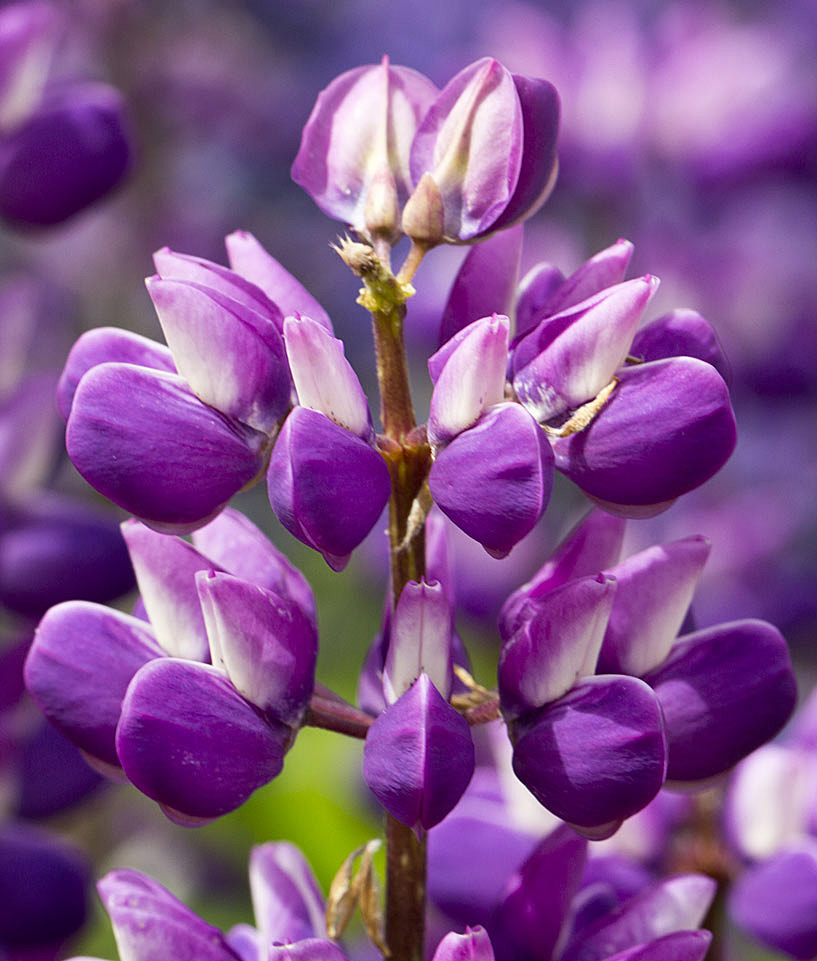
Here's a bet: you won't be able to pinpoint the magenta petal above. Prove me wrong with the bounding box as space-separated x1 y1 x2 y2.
57 327 175 420
267 407 390 570
429 403 554 557
191 508 316 621
98 869 237 961
363 673 475 831
487 74 560 232
25 602 163 769
644 619 797 782
147 277 291 433
117 659 289 821
66 363 264 531
225 230 332 330
196 571 317 725
598 536 711 677
511 675 667 830
0 82 131 227
560 874 716 961
499 574 617 720
553 357 736 509
249 842 326 945
499 509 626 638
630 309 729 382
433 927 496 961
439 226 523 346
121 520 216 661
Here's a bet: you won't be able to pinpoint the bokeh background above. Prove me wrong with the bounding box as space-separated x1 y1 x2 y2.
0 0 815 957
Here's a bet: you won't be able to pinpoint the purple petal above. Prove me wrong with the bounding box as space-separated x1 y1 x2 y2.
191 508 316 622
553 357 736 509
363 673 475 831
66 363 265 531
98 868 237 961
249 842 326 944
511 675 667 830
384 578 453 703
729 846 817 961
116 659 290 822
533 240 635 322
429 403 554 557
57 327 176 421
597 931 712 961
0 82 131 227
0 2 57 129
499 574 617 720
268 939 348 961
283 316 371 439
428 314 509 447
0 371 62 496
515 263 566 340
196 571 317 725
513 277 658 423
560 874 716 961
644 619 797 782
499 509 626 638
487 74 560 231
598 537 711 677
153 246 285 331
410 58 523 241
432 927 495 961
630 309 729 382
490 825 587 961
225 230 332 330
439 227 523 346
267 407 390 570
25 602 163 770
292 59 438 233
121 520 215 661
147 277 291 434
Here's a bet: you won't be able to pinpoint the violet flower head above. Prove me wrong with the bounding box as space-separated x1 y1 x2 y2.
25 508 318 824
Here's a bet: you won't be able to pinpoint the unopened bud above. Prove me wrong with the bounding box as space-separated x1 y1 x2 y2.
364 165 400 243
401 172 445 247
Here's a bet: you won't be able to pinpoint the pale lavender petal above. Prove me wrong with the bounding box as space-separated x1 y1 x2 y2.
490 825 587 961
499 574 616 720
363 673 474 831
192 508 316 621
630 309 728 381
499 509 626 638
0 372 62 497
226 923 260 961
432 927 495 961
283 316 371 439
196 571 317 725
57 327 175 420
66 363 265 531
438 227 523 346
117 659 290 822
98 869 237 961
267 407 390 571
428 315 509 447
291 59 438 233
147 277 291 434
225 230 332 330
384 578 453 703
249 842 326 944
644 619 797 783
25 602 163 769
268 939 348 961
410 58 523 241
553 357 736 510
153 246 285 330
536 239 635 320
560 874 716 961
429 403 553 557
598 537 711 677
121 520 216 661
729 846 817 961
487 74 560 231
0 2 57 130
513 277 658 423
511 675 667 830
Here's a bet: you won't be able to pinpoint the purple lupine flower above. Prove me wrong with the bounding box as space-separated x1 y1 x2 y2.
0 2 132 227
25 508 317 823
66 841 334 961
60 234 323 533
